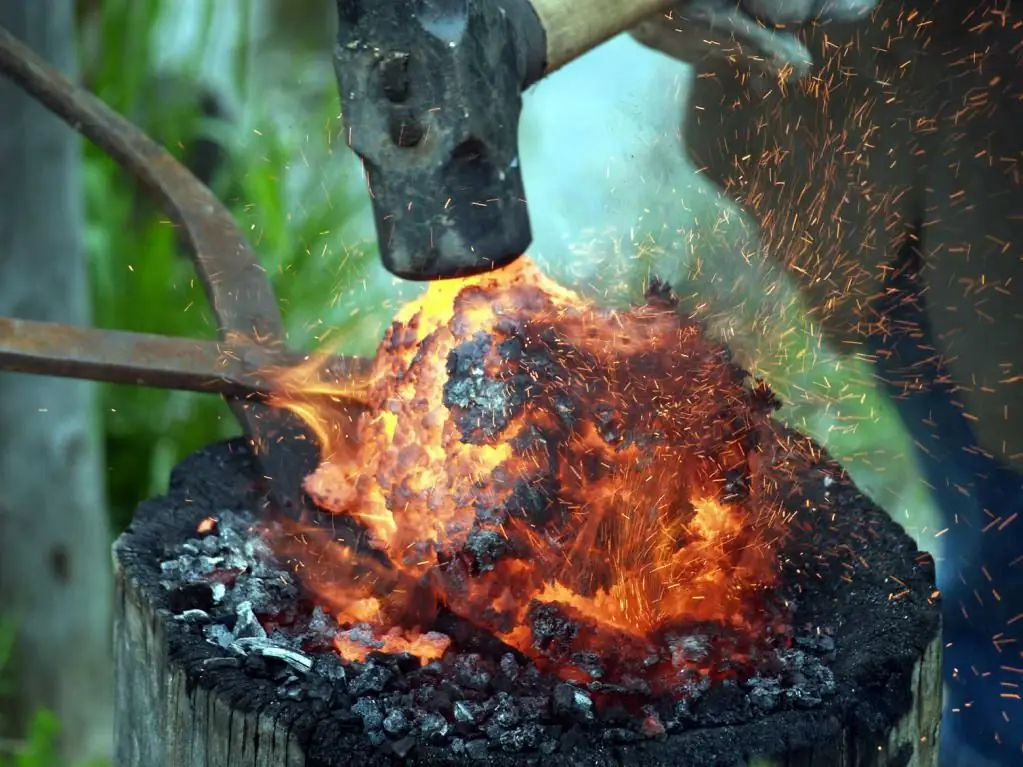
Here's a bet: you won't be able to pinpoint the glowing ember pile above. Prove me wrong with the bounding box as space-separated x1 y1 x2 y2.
271 258 789 696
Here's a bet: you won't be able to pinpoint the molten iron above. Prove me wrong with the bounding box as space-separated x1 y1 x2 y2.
269 259 789 696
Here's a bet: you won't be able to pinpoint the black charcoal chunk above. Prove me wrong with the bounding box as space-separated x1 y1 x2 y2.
504 478 556 528
796 633 836 654
602 728 640 744
570 651 604 679
389 735 417 758
530 604 578 647
276 679 306 701
691 680 751 725
463 527 508 571
747 676 782 713
312 655 348 689
382 708 411 736
349 662 394 696
351 698 384 731
417 711 450 743
499 653 520 681
499 724 544 752
518 696 547 722
444 334 526 442
553 684 594 723
454 700 485 724
493 693 520 727
465 739 489 760
454 654 492 692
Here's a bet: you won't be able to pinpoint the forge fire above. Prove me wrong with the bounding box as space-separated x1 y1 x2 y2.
267 258 789 696
125 261 941 765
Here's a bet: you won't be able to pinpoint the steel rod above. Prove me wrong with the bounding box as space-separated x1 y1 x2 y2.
0 318 372 403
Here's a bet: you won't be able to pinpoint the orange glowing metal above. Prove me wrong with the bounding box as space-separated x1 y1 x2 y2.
268 258 787 693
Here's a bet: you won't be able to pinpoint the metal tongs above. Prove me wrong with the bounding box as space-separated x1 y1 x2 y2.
0 27 369 514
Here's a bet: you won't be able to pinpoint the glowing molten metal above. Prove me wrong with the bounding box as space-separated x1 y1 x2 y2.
270 259 788 696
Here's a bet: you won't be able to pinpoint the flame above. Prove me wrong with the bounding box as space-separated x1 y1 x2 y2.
269 258 787 694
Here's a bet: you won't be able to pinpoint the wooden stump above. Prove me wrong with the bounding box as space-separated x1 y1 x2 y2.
113 440 942 767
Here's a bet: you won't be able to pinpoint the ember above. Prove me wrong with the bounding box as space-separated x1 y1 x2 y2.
269 258 787 694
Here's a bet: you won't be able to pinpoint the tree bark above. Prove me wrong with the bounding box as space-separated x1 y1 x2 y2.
0 1 114 763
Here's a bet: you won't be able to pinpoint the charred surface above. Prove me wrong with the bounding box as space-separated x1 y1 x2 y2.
115 438 941 767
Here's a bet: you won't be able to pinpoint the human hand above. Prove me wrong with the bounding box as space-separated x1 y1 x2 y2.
630 0 877 79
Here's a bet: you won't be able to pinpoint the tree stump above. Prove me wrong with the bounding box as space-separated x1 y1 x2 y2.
114 439 942 767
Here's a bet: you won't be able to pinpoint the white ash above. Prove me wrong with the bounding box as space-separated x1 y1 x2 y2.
159 509 840 757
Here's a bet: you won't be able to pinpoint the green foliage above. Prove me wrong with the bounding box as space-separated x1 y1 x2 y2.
0 619 108 767
79 0 411 531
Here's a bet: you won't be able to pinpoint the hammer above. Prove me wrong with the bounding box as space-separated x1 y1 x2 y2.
332 0 708 282
334 0 872 282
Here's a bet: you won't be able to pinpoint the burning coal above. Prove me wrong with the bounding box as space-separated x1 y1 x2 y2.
269 258 790 695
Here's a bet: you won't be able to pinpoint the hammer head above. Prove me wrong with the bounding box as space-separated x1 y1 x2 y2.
334 0 546 281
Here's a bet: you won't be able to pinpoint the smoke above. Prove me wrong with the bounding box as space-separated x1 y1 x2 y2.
518 35 728 309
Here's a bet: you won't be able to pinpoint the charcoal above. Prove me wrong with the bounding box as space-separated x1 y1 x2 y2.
144 452 940 763
348 662 394 696
443 333 526 443
603 728 642 744
517 696 548 722
388 735 417 759
553 683 595 723
796 633 837 655
382 708 411 736
351 697 384 730
417 711 451 743
412 684 452 713
462 527 508 572
498 724 545 752
245 643 313 673
690 681 752 726
453 653 492 692
277 679 306 701
570 651 604 679
529 603 578 647
746 676 782 713
499 652 520 681
465 739 490 760
200 655 241 670
454 700 486 724
493 693 520 727
312 655 348 688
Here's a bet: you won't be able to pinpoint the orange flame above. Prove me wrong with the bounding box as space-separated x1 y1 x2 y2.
268 258 787 693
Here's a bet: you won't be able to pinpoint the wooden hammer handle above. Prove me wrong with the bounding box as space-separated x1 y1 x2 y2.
530 0 681 72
